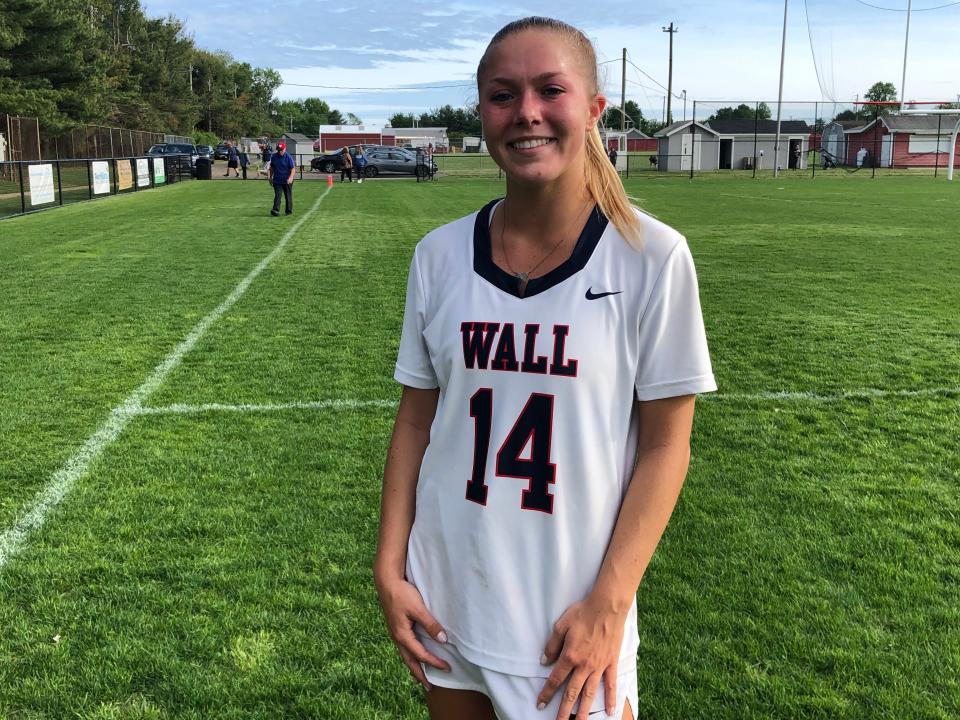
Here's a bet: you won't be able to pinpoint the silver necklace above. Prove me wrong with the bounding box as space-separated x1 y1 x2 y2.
499 200 590 297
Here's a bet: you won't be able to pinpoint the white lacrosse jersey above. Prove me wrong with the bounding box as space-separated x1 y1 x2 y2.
395 199 716 677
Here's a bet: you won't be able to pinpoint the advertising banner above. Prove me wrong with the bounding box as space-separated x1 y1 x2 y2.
117 160 133 190
28 164 55 206
153 158 165 184
136 158 150 187
92 161 111 194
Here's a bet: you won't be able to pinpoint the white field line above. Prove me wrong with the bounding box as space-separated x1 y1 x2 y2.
129 399 398 415
0 188 331 570
129 385 960 418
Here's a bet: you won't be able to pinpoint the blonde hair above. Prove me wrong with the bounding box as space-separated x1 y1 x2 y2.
478 17 642 248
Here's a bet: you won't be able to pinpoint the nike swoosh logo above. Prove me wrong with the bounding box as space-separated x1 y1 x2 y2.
585 287 623 300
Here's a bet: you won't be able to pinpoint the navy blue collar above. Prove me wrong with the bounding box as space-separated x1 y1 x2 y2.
473 198 608 299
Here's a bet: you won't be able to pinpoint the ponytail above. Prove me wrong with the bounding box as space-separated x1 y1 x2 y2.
584 126 642 249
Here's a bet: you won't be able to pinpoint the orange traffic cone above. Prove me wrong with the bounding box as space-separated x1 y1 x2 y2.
327 174 333 188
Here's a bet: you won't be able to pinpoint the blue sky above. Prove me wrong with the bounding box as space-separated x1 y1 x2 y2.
142 0 960 126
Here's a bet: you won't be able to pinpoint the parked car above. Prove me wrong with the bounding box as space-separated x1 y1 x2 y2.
362 147 437 178
146 143 200 175
196 145 214 161
213 143 230 160
311 147 355 174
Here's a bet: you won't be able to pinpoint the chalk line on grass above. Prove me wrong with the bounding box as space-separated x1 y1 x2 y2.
0 188 331 570
129 399 398 415
127 385 960 418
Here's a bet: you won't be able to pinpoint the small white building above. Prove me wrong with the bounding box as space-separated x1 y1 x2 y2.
280 133 315 166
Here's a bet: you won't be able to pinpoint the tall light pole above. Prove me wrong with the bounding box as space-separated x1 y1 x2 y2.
773 0 788 178
900 0 913 106
621 48 627 132
682 90 687 121
662 23 678 124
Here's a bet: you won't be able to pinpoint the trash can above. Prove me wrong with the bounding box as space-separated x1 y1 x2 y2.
196 157 212 180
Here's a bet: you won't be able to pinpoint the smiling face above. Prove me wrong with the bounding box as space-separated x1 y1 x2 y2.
478 28 605 189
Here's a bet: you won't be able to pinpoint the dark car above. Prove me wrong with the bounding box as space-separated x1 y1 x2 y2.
196 145 214 161
146 143 200 175
214 143 230 160
311 148 353 174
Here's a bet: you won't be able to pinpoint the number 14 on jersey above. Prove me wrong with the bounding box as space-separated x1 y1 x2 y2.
467 389 556 514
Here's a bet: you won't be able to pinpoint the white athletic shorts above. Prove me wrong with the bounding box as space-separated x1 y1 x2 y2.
417 630 638 720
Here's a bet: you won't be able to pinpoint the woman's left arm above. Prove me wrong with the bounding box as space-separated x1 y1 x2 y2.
537 394 697 720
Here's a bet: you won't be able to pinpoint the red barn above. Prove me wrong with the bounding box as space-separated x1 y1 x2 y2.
845 115 960 168
314 125 396 152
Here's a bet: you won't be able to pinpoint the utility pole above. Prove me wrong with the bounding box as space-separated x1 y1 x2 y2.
620 48 627 132
773 0 788 178
682 90 687 121
207 77 213 133
900 0 913 107
662 22 677 124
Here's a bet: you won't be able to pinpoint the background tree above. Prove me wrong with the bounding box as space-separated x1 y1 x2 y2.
865 81 898 105
707 103 772 122
388 112 416 127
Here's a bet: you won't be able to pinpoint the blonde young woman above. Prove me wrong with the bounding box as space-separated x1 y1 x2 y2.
375 17 716 720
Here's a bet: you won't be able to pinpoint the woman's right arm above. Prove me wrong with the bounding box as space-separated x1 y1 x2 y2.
374 385 451 689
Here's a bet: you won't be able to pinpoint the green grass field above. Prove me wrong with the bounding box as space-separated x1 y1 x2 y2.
1 174 958 719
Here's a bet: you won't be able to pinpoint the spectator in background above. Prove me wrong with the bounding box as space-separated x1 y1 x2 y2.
608 145 618 168
354 146 368 184
268 141 296 216
260 141 273 175
239 147 250 180
340 147 354 182
225 142 241 177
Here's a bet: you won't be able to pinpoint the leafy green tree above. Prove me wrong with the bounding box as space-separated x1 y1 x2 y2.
865 81 897 105
707 103 771 122
0 0 111 132
389 112 416 127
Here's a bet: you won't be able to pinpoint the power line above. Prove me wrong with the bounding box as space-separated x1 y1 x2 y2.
852 0 960 10
280 81 474 91
804 0 834 101
624 56 683 100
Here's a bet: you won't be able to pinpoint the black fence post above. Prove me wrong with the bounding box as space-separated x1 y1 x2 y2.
18 162 26 214
112 158 118 194
935 114 942 179
812 102 817 179
689 101 696 180
87 159 93 199
871 106 878 179
752 103 759 179
56 160 63 205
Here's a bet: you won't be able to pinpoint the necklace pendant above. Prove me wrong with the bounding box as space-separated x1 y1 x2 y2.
516 272 529 297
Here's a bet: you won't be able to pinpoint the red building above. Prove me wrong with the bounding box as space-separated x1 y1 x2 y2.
844 115 960 168
314 125 396 152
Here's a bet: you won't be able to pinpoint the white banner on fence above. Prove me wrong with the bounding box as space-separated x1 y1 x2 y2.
28 164 55 206
153 158 165 184
92 161 111 195
136 158 150 187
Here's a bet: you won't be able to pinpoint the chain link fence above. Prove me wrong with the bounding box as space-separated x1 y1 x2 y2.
644 100 960 179
1 114 166 163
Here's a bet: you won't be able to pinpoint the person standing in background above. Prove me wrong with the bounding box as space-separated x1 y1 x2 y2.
341 147 354 182
239 146 250 180
225 142 241 177
354 146 367 183
268 141 295 216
